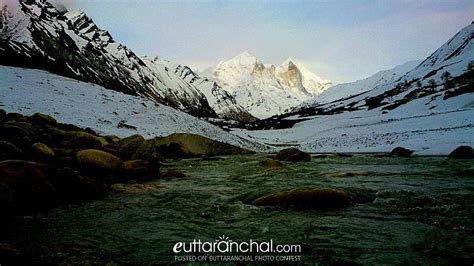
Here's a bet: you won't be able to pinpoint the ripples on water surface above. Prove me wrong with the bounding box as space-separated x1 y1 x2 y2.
3 155 474 264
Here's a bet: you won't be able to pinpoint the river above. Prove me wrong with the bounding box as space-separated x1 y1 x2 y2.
2 154 473 264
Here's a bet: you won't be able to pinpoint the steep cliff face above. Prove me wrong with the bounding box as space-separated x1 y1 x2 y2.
207 52 331 118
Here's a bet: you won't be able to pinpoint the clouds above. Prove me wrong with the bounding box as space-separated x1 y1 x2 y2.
55 0 473 84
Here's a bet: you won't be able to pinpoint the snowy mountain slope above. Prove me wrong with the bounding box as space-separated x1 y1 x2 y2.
0 0 222 118
232 23 474 155
298 60 422 108
142 56 256 122
208 52 331 118
0 65 268 151
286 23 474 118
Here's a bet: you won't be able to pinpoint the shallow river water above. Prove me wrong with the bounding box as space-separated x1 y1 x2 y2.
3 154 474 265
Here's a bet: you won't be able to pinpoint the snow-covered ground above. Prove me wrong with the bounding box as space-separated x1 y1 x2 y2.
0 66 268 151
1 64 471 155
233 91 474 155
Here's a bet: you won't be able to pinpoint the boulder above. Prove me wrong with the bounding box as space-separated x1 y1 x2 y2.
109 134 161 164
66 131 107 149
152 133 252 158
155 142 187 158
124 160 149 179
274 148 310 162
32 142 55 158
0 141 23 160
0 160 56 207
252 188 352 209
0 124 34 148
104 135 121 144
75 149 124 175
5 113 28 122
6 121 37 138
161 169 186 179
44 126 66 142
259 159 285 168
448 146 473 159
30 112 57 125
390 147 413 157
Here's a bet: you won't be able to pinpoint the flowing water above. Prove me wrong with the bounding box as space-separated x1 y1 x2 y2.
2 155 474 265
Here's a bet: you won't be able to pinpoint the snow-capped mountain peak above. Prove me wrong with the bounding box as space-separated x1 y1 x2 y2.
209 52 332 118
229 51 259 64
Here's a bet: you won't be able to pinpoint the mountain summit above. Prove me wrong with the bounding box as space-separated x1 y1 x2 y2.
207 52 331 118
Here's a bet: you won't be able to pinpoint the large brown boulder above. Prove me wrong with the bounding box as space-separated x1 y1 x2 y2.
390 147 413 157
6 121 37 139
0 160 56 207
75 149 124 175
252 188 352 209
274 148 310 162
30 112 57 125
31 142 55 158
66 131 107 149
152 133 252 158
110 134 157 161
5 113 28 122
0 124 35 148
448 146 473 159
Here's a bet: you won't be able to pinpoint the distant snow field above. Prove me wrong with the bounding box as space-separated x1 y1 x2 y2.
233 104 474 155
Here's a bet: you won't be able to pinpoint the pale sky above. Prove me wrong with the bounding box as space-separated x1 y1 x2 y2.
53 0 473 84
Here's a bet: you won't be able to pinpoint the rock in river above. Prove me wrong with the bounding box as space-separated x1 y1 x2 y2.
390 147 413 157
448 145 473 159
274 148 310 162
